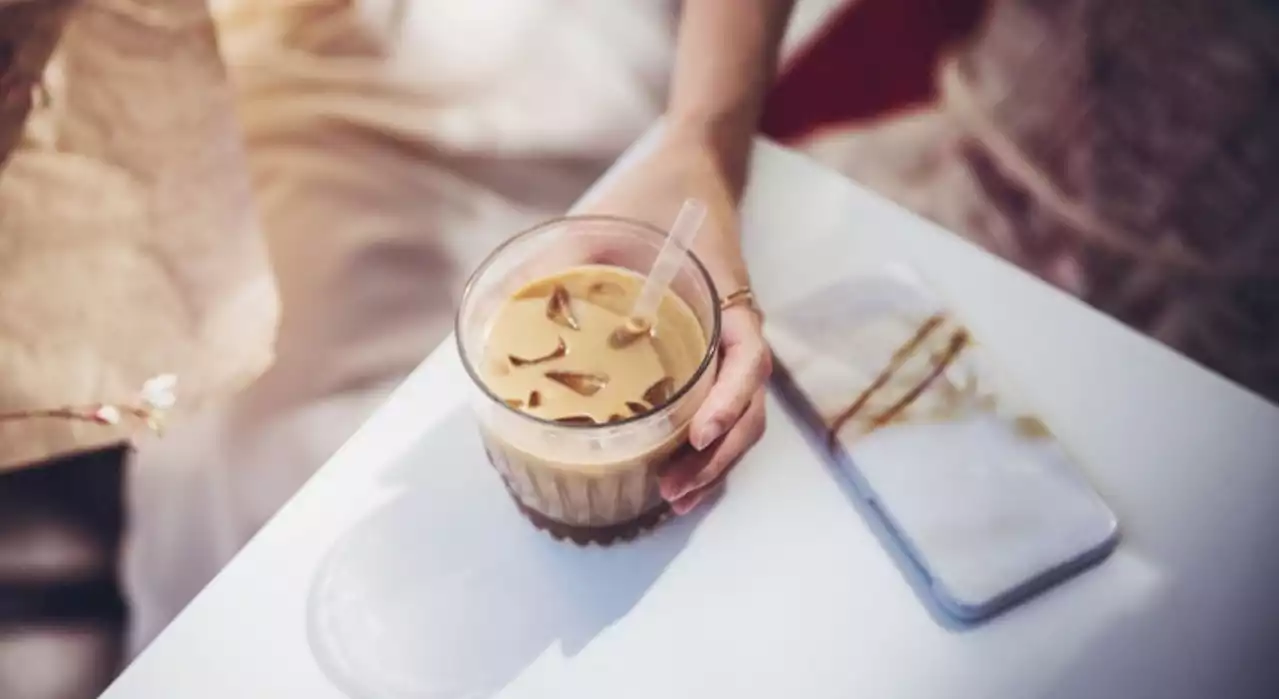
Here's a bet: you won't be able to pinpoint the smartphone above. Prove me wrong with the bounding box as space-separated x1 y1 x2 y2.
764 264 1119 623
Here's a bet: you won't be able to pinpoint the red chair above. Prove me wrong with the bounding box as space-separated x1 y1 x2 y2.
764 0 987 144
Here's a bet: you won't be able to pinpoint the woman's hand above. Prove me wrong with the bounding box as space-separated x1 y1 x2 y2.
583 128 771 515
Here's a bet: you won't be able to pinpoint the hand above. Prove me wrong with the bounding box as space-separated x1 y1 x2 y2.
583 129 771 515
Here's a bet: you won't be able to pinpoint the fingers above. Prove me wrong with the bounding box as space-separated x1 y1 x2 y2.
690 308 772 450
660 390 766 515
669 474 728 516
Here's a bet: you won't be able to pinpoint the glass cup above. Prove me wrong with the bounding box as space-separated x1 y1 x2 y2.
456 216 721 544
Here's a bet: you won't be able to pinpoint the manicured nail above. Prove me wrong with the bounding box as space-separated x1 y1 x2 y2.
669 482 700 503
659 477 687 502
692 417 726 451
673 482 724 515
669 469 717 502
673 493 704 516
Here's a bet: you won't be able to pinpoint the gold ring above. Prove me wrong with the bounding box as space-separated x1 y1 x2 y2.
720 287 762 319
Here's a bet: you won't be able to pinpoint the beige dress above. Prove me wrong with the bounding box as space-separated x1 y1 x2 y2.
0 0 278 471
805 0 1277 400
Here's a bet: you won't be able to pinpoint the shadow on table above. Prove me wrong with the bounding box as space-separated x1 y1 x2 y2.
305 408 701 699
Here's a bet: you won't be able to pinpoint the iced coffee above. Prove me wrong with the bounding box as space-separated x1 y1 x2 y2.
456 216 720 544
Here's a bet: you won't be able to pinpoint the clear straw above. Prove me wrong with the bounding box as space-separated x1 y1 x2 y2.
629 198 707 323
607 199 708 348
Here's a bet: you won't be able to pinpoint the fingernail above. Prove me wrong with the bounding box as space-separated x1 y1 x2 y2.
672 493 703 516
659 477 689 502
673 482 724 515
692 417 726 451
669 481 701 503
668 469 718 502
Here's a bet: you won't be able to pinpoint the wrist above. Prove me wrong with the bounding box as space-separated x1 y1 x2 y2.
663 111 756 198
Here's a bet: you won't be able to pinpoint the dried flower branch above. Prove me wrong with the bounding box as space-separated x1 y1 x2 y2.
0 373 178 436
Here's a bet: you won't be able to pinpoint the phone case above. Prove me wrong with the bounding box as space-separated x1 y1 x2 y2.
764 264 1119 623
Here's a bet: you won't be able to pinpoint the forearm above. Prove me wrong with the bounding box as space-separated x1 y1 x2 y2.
667 0 796 193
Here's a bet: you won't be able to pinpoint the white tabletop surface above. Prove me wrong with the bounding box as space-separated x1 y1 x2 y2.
102 135 1279 699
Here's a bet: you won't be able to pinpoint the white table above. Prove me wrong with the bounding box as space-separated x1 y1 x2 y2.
101 135 1279 699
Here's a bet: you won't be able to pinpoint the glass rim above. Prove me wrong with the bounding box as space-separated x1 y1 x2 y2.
454 214 723 431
